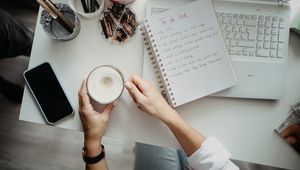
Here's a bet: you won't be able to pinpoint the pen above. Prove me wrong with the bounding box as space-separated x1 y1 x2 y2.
91 0 95 13
81 0 88 13
43 0 75 33
36 0 58 19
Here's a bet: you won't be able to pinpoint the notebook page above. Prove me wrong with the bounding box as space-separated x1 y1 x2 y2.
146 0 237 107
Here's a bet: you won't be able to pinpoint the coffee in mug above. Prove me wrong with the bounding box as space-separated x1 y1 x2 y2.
87 65 124 104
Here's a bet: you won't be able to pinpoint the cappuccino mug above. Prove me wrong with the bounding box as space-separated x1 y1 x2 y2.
87 65 124 104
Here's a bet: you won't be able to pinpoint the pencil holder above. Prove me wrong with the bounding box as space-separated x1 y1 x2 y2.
69 0 104 19
40 3 81 41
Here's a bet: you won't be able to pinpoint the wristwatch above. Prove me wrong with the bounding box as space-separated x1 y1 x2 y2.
82 144 105 164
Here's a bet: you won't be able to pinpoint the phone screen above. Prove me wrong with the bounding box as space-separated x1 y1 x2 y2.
24 62 74 124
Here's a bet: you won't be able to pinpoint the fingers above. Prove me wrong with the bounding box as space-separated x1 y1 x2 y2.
125 81 146 103
130 75 150 93
102 103 114 117
78 79 93 113
280 124 300 138
286 136 298 145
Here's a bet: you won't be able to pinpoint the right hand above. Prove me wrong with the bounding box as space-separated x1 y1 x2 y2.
124 75 177 123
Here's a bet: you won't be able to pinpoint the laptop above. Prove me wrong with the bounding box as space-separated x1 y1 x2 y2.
211 0 291 99
144 0 291 100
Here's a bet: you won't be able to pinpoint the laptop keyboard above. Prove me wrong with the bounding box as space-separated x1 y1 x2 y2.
216 12 287 59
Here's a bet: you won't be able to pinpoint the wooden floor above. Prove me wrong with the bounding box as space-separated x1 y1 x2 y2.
0 3 289 170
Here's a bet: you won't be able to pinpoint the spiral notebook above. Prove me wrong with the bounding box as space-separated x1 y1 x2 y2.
141 0 237 107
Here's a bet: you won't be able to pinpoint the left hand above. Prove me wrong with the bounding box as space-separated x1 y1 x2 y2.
78 79 114 145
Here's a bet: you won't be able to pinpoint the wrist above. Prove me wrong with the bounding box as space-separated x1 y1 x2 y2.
84 140 102 157
160 108 180 125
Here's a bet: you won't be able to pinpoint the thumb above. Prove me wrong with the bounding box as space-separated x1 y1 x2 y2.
102 103 114 118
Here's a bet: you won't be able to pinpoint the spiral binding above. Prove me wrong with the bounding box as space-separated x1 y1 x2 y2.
140 20 176 107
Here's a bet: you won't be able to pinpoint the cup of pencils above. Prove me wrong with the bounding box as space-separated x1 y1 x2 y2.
69 0 104 19
38 0 81 41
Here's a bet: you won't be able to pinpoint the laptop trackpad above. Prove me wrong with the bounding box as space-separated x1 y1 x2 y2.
211 60 287 99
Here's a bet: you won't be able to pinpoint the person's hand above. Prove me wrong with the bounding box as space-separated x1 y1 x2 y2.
78 80 114 146
280 124 300 145
124 75 177 123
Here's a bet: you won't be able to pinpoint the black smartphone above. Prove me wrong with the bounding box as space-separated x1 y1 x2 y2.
23 62 74 125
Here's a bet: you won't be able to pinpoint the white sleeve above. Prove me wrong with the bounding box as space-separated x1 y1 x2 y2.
187 136 239 170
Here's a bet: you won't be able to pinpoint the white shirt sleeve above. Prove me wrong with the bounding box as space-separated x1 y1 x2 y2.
187 136 239 170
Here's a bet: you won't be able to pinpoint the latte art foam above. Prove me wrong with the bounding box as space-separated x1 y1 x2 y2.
87 66 124 104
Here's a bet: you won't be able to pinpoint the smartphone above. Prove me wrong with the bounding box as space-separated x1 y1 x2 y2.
23 62 74 125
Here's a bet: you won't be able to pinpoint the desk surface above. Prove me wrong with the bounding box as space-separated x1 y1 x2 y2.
20 0 300 169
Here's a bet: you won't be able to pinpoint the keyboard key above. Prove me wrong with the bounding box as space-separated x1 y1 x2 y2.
222 18 229 24
257 41 263 49
247 27 256 39
232 26 238 32
233 14 238 18
271 43 277 49
245 15 251 19
279 22 285 29
278 29 285 42
230 18 236 25
229 48 236 55
277 51 284 58
240 27 247 33
272 22 279 28
227 13 233 17
258 28 264 34
244 19 257 26
264 28 271 35
226 33 234 39
248 33 256 41
248 32 257 41
216 12 221 17
249 49 255 56
279 17 285 22
241 33 248 40
237 19 243 25
237 40 256 48
239 14 244 18
266 16 272 21
258 16 264 20
257 34 264 41
233 33 239 39
256 49 269 57
264 35 271 42
263 42 270 49
271 35 277 42
242 52 248 56
221 13 226 17
277 43 284 58
252 15 257 20
225 25 232 32
272 17 278 22
265 21 272 27
230 40 237 46
270 50 276 58
271 28 278 35
258 21 264 27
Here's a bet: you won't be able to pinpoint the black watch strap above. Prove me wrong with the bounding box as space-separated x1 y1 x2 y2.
82 145 105 164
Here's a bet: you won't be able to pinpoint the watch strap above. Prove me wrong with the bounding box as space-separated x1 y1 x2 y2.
82 144 105 164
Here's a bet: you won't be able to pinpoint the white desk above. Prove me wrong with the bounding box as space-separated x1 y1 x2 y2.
20 0 300 169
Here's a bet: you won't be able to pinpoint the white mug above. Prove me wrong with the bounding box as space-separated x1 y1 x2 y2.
87 65 124 104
